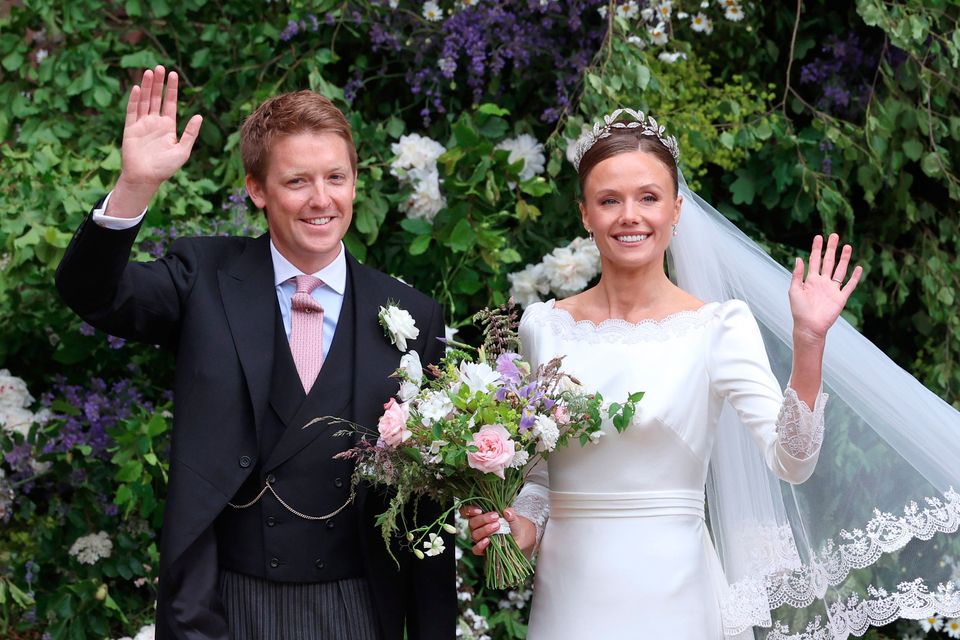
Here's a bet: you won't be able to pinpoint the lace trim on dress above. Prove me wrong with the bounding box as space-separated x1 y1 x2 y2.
512 489 550 549
530 300 720 344
775 388 828 460
718 488 960 638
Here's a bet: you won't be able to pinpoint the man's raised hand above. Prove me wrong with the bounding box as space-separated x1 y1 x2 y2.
107 65 203 218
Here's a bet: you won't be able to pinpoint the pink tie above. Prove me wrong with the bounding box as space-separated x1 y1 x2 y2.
289 275 325 393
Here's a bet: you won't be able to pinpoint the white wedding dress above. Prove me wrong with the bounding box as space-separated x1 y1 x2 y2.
512 299 827 640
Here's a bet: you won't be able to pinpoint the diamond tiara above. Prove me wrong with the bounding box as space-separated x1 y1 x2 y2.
571 108 680 171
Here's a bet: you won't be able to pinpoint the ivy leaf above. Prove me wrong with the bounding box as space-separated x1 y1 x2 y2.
729 172 756 205
902 139 924 161
119 51 160 69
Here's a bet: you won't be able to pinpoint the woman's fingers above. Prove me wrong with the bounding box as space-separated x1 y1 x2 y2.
472 537 490 556
808 235 823 276
831 243 853 284
841 265 864 295
821 233 839 277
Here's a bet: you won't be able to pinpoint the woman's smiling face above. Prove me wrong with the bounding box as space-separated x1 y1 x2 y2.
579 149 682 271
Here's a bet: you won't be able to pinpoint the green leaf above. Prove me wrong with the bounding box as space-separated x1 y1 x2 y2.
515 200 541 223
400 218 432 235
409 234 432 256
452 120 480 147
119 51 160 69
386 116 405 139
400 447 423 463
447 219 476 253
635 65 651 91
478 116 509 139
729 172 756 205
477 104 509 116
921 152 943 177
902 139 924 161
2 51 24 72
519 177 551 197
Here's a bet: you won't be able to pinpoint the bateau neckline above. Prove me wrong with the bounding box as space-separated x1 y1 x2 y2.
544 298 721 329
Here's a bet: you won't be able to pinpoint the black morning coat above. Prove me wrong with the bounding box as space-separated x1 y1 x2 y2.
55 204 457 640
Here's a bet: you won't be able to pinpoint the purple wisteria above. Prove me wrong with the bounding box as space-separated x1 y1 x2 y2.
797 33 904 119
365 0 608 124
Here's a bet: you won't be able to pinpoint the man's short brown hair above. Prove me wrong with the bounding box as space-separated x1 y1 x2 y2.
240 90 358 183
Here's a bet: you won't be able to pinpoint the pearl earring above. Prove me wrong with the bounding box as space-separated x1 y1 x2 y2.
672 223 679 237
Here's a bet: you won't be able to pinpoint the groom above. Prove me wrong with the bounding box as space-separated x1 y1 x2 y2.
55 66 455 639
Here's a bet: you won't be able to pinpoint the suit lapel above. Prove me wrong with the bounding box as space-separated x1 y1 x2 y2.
218 234 276 440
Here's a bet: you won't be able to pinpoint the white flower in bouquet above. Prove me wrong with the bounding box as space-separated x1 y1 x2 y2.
423 532 446 556
724 4 745 21
399 350 424 384
419 390 455 426
379 304 420 352
495 134 545 182
507 263 550 308
532 414 559 452
390 133 446 176
398 381 419 403
458 361 502 396
509 449 530 469
543 246 596 297
944 618 960 639
69 530 113 565
588 430 606 444
401 169 447 222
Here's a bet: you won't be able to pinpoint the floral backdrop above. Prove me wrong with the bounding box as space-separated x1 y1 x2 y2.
1 1 959 639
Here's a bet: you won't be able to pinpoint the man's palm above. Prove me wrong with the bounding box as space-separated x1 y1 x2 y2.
121 66 202 188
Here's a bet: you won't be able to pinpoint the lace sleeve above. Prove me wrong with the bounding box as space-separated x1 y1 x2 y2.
776 387 828 460
511 457 549 550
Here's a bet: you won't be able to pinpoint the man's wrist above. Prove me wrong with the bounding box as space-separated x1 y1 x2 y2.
107 173 161 218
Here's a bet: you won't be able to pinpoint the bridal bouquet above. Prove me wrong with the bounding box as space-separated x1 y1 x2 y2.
336 304 643 589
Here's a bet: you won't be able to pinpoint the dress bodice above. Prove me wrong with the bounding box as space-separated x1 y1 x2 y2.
517 299 824 495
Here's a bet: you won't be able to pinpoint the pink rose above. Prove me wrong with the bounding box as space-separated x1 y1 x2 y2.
466 424 516 479
378 398 412 448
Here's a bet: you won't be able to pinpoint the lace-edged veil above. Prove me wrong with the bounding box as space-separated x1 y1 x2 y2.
668 173 960 639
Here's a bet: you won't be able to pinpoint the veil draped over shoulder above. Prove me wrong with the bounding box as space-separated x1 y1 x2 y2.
669 174 960 639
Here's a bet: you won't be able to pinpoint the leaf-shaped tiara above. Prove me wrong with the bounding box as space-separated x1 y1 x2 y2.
571 108 680 171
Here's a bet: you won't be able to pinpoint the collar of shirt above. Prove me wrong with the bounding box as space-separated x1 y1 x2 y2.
269 240 347 294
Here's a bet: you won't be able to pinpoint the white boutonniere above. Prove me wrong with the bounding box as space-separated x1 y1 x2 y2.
378 302 420 352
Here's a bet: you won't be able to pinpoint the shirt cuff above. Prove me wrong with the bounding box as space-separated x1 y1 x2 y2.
91 191 147 230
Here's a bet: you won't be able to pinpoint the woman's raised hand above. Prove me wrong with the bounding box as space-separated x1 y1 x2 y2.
108 65 203 217
459 505 538 557
789 233 863 342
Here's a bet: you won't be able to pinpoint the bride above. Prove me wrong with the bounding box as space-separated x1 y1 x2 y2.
463 110 960 639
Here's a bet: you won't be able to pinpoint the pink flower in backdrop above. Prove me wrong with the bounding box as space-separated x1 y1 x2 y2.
466 424 516 479
378 398 412 448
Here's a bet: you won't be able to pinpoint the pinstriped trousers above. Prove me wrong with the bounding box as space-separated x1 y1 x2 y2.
219 570 381 640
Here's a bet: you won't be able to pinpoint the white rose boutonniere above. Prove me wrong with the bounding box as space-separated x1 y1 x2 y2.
379 302 420 352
